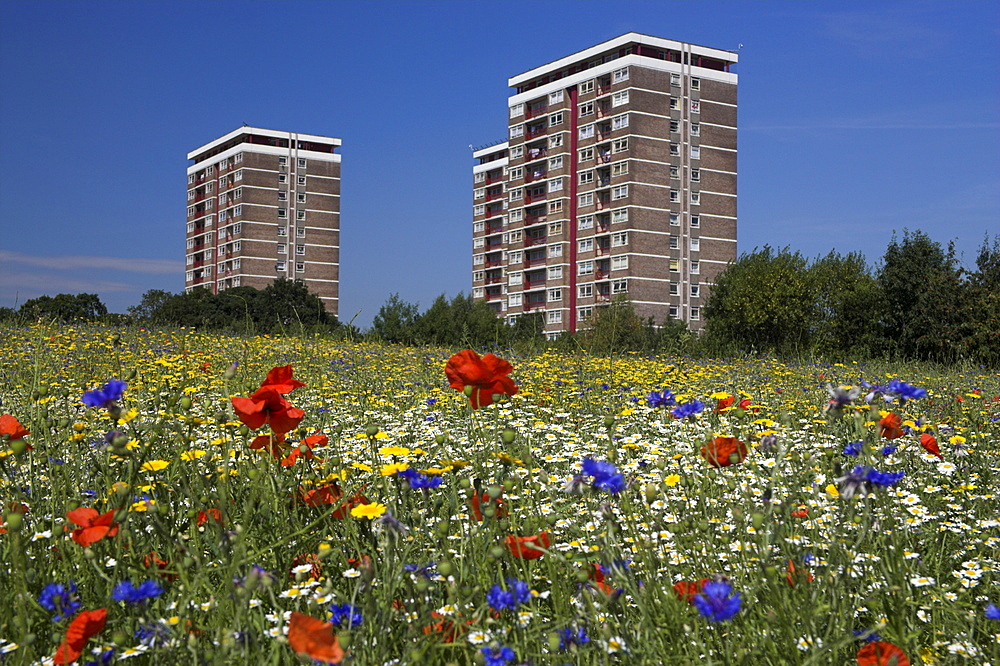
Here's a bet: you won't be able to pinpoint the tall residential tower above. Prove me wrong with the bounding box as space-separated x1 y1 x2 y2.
472 34 737 336
185 127 341 315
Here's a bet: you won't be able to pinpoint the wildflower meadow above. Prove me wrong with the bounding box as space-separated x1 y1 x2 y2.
1 323 998 665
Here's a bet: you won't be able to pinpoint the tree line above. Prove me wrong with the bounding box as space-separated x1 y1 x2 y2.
3 230 996 364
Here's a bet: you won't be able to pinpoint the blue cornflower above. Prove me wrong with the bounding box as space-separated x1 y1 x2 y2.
646 389 676 408
409 473 443 490
887 379 927 401
692 580 742 623
329 603 362 628
865 468 905 487
670 400 705 419
111 579 163 605
558 626 590 650
581 458 626 495
395 467 419 481
426 398 437 405
842 441 863 456
486 578 531 612
81 379 127 408
881 445 898 456
38 581 80 621
480 645 516 666
83 648 116 666
135 621 172 648
853 629 882 643
985 603 1000 620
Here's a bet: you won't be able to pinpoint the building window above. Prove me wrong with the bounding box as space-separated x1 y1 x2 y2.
473 253 484 265
474 204 486 216
611 208 628 224
670 259 680 272
578 306 593 321
670 119 679 133
670 165 679 179
670 282 679 296
612 279 628 294
612 90 629 107
691 284 701 297
278 191 287 201
278 156 287 166
548 221 562 235
298 158 306 168
691 77 700 90
510 209 523 222
690 238 700 251
578 261 594 275
578 192 594 207
511 145 524 159
670 96 679 110
690 307 700 320
188 174 195 184
579 239 594 253
547 310 562 324
473 287 485 298
612 231 628 247
611 255 628 271
669 305 679 318
612 137 628 153
691 146 701 159
276 261 286 271
510 103 524 118
509 166 523 179
611 185 628 200
206 165 214 175
278 226 287 236
579 147 594 162
297 193 306 203
474 238 485 249
691 123 700 136
548 200 563 213
579 101 595 117
670 190 679 203
547 266 563 280
611 161 628 177
548 134 563 149
579 80 594 94
549 156 564 170
297 176 306 185
297 210 306 221
508 250 522 263
670 143 680 156
612 114 629 130
691 100 700 114
474 172 485 183
279 174 287 184
670 235 679 249
296 262 305 272
548 243 562 257
691 215 700 228
549 90 564 104
232 205 241 217
508 294 522 307
691 261 700 274
579 124 594 140
473 271 484 282
550 111 564 126
510 124 524 138
278 208 287 218
295 245 304 256
578 215 594 230
579 170 594 185
296 226 305 237
510 188 523 201
509 230 522 242
474 188 485 200
508 271 522 286
277 243 286 254
548 288 562 301
691 169 700 181
690 191 700 204
671 72 681 87
578 284 593 298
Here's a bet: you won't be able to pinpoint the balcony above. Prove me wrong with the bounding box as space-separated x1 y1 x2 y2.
484 206 503 219
485 175 503 185
526 125 547 138
524 214 547 226
485 259 503 268
524 170 547 183
525 103 548 119
526 148 547 162
595 270 610 280
486 223 503 235
485 189 504 202
523 279 546 290
524 256 547 268
524 235 546 247
485 291 503 301
524 193 546 205
523 300 546 311
193 259 204 268
484 276 503 285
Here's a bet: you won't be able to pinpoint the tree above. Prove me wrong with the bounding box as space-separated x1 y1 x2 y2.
809 251 879 358
19 293 108 321
702 246 815 355
128 289 175 321
258 278 329 333
370 294 420 344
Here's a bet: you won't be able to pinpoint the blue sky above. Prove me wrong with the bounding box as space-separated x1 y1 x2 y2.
1 0 997 326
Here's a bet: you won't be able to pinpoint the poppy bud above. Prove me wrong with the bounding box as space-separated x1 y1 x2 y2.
124 369 137 381
603 416 615 428
112 631 129 645
547 633 562 653
365 426 379 437
3 512 22 531
223 363 238 380
416 579 430 592
37 386 49 398
435 434 447 444
66 500 81 512
458 478 471 489
180 397 193 410
338 631 352 649
58 418 71 428
764 565 778 579
488 545 505 559
500 429 516 444
83 547 95 560
575 569 590 583
463 386 474 397
23 633 35 646
483 506 496 519
486 485 503 499
239 425 250 437
11 440 28 457
438 561 454 577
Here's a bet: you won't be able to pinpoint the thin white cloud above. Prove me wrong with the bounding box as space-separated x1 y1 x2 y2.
0 250 183 274
745 120 1000 132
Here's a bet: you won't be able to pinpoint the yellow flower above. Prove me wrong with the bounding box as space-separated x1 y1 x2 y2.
140 460 170 472
181 449 207 460
131 499 154 512
710 391 731 399
496 452 523 466
421 467 452 476
350 503 387 519
352 463 373 472
117 408 139 424
379 446 410 457
825 484 840 498
380 463 409 476
949 435 966 445
664 474 681 487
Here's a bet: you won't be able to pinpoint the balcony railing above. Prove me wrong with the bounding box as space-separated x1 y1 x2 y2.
524 257 547 268
523 279 546 290
524 170 547 183
526 125 547 138
486 224 503 235
484 276 503 285
523 301 546 311
485 176 503 185
525 104 548 119
485 191 504 202
485 260 503 268
524 235 546 246
526 148 547 162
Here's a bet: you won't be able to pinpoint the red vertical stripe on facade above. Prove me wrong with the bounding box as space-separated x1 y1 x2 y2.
568 85 579 334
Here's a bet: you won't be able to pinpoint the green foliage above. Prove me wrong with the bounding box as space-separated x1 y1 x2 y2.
370 293 420 344
579 296 693 356
19 292 108 321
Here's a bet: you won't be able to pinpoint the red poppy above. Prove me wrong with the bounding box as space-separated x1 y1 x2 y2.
715 396 735 412
919 433 942 459
700 436 748 467
505 532 551 559
287 612 344 664
673 578 710 603
197 508 223 526
738 398 760 413
586 563 621 596
785 560 814 587
0 414 30 441
66 508 119 546
297 482 369 519
260 365 306 394
445 350 518 409
791 505 809 518
143 551 177 581
469 489 508 521
856 641 909 666
290 552 323 579
281 432 328 467
879 413 905 440
54 608 107 664
231 388 305 434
